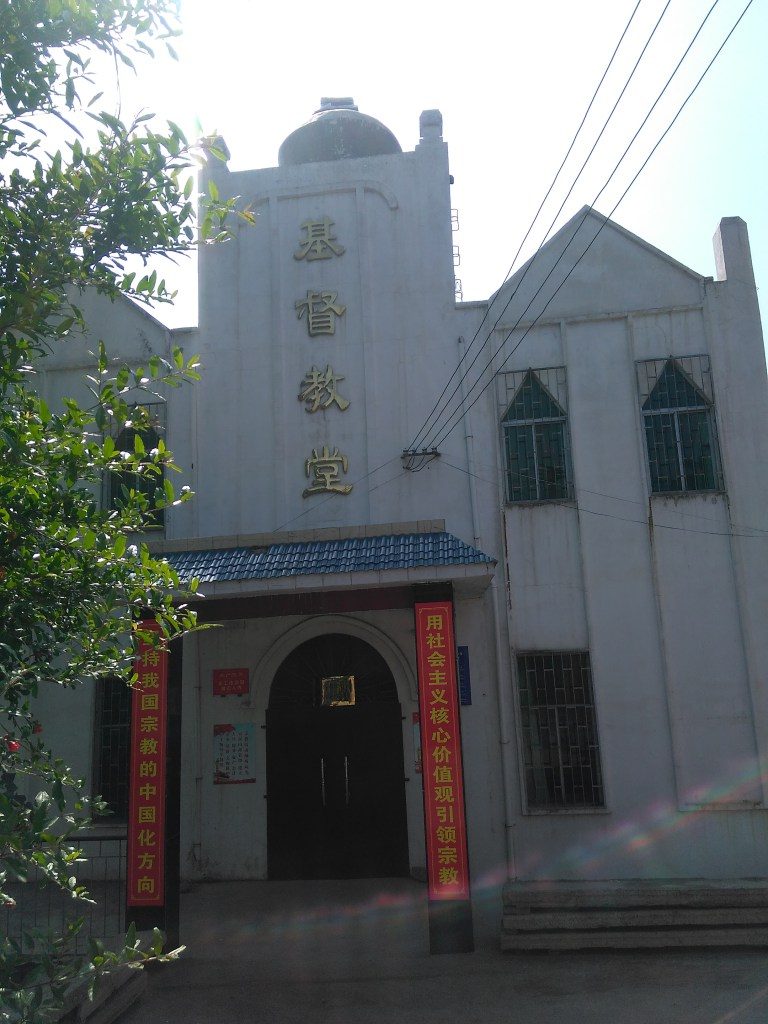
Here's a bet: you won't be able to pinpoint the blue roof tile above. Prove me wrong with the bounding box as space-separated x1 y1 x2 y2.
163 532 493 586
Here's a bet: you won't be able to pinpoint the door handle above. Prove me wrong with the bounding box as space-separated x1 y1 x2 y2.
344 755 350 806
320 756 326 807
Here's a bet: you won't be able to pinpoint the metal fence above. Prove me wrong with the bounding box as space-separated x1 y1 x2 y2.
3 831 127 954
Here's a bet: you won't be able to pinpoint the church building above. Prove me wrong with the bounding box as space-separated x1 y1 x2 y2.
39 99 768 948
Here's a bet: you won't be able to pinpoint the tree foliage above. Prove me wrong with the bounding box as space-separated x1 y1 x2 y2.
0 2 244 1019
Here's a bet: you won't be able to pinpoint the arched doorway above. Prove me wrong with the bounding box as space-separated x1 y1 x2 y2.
266 633 409 880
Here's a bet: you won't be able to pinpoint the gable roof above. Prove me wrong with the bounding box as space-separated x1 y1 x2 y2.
490 205 705 313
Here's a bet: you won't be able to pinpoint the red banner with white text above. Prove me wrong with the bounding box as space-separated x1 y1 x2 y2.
414 601 470 901
127 621 168 907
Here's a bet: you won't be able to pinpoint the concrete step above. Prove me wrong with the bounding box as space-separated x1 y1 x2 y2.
501 879 768 951
503 878 768 910
501 927 768 951
503 907 768 931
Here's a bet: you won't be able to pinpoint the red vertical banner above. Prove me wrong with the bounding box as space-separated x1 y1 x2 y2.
127 620 168 907
414 601 470 901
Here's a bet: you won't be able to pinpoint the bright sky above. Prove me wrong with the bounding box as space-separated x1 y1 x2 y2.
122 0 767 339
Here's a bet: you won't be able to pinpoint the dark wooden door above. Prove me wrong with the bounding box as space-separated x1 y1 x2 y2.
265 708 322 880
266 704 409 879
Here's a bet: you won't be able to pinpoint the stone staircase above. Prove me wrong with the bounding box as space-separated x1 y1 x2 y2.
501 879 768 951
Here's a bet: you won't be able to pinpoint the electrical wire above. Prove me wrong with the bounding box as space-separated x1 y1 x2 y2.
424 0 724 451
273 455 403 532
438 458 768 540
426 0 753 452
466 451 768 535
420 0 677 445
273 1 756 538
408 0 645 453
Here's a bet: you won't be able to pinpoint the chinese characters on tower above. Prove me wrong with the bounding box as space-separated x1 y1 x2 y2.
293 218 352 497
295 290 346 336
298 366 349 413
414 602 470 901
294 217 345 261
127 621 168 907
303 445 352 497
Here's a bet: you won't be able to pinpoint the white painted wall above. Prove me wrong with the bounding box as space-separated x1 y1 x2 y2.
464 210 768 883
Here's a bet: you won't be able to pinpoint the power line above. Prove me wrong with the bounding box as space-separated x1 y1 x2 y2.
274 455 403 532
368 469 408 495
406 0 645 453
427 0 751 452
273 2 756 538
435 0 676 431
425 0 724 450
466 451 768 535
439 458 768 540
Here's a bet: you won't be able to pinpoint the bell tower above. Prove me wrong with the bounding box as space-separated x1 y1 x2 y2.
192 100 463 540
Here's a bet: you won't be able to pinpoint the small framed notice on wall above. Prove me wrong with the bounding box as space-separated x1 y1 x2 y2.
213 724 256 784
212 667 249 697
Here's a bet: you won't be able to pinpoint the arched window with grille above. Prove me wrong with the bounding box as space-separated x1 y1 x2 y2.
638 357 723 494
501 368 573 502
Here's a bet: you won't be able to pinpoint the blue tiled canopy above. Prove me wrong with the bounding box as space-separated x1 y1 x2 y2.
164 532 493 585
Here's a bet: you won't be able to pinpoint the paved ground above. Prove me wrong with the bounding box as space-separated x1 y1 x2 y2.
119 879 768 1024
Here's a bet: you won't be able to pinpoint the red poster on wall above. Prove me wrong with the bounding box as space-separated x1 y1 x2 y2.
414 601 470 901
127 620 168 907
212 667 249 697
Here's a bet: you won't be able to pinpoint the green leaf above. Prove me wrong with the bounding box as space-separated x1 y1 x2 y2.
151 928 165 956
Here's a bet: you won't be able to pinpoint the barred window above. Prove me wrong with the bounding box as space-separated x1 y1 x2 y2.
516 652 604 810
501 368 572 502
638 357 723 494
105 402 166 530
92 676 131 820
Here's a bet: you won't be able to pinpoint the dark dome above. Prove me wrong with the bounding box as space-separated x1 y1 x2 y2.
278 98 402 167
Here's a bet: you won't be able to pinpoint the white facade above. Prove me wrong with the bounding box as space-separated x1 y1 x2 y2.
37 101 768 942
473 210 768 886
